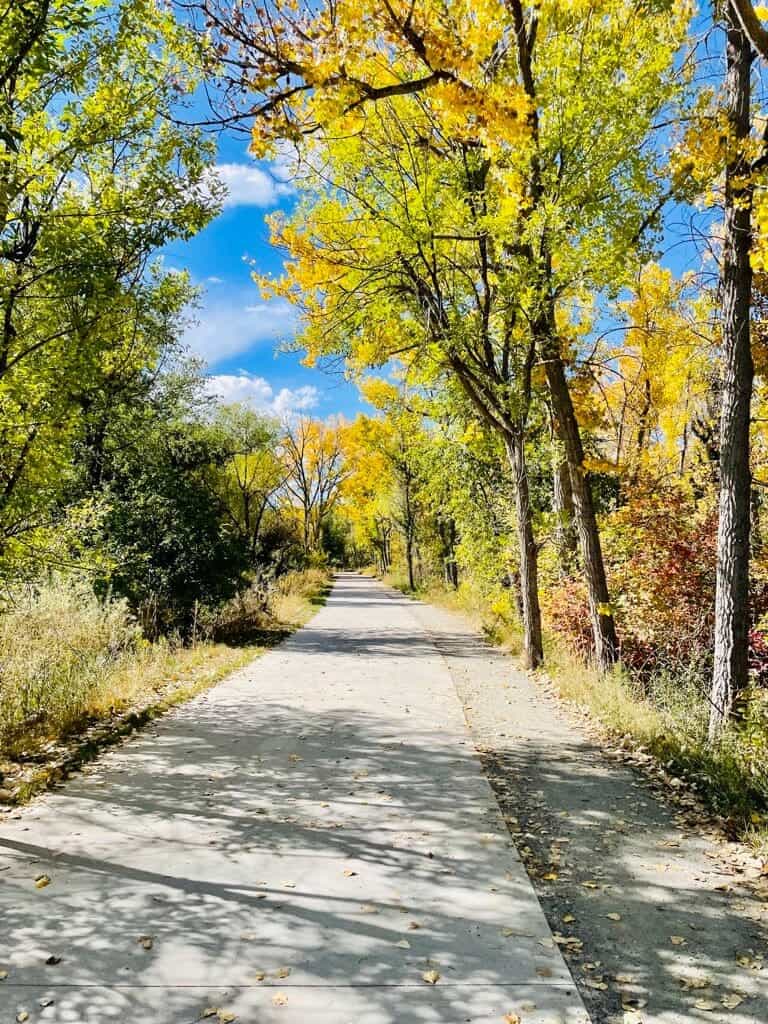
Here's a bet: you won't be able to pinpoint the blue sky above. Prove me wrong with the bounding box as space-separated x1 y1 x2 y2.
162 129 364 421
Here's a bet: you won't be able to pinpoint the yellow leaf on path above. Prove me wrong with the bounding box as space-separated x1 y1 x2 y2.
422 970 440 985
137 935 153 950
0 970 7 981
582 881 599 889
502 1015 520 1023
272 992 288 1006
16 1013 28 1023
721 994 744 1009
693 1000 716 1011
562 914 575 924
615 973 635 984
34 875 51 889
606 913 621 922
275 966 291 979
542 872 558 881
343 870 357 877
670 935 686 946
396 939 410 949
679 976 711 990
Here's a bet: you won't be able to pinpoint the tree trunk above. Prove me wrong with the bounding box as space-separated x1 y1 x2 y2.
543 338 618 669
405 534 415 590
505 433 544 669
710 11 754 740
553 452 578 575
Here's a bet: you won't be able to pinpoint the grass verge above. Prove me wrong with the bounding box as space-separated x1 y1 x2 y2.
0 569 331 807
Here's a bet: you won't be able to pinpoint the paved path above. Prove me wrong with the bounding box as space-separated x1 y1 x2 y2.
0 574 587 1024
407 595 768 1024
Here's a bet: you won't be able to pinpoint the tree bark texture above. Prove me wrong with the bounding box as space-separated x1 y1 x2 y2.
710 8 754 740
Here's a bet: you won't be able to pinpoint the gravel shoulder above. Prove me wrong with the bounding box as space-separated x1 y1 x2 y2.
402 590 768 1024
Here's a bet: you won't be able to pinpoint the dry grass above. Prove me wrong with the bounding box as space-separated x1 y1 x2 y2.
271 568 332 626
0 571 330 801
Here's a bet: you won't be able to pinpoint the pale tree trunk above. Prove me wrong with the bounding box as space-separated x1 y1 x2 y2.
505 433 544 669
543 336 618 669
710 10 754 740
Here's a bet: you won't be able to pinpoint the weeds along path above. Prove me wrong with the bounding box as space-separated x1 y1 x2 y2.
405 593 768 1024
0 573 587 1024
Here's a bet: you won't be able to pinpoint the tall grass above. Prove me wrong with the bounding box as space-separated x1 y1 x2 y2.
0 570 331 765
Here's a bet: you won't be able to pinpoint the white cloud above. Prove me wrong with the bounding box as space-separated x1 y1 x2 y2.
207 161 294 208
207 372 318 418
184 297 296 365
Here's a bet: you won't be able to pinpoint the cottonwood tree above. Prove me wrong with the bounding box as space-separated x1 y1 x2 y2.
196 0 690 670
281 417 348 556
213 405 286 565
677 1 768 735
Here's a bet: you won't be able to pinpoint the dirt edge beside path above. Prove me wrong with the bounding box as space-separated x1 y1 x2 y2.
393 589 768 1024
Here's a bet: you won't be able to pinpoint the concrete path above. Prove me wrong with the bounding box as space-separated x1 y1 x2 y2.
407 594 768 1024
0 574 588 1024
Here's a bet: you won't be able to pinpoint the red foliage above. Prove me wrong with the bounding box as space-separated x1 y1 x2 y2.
547 486 718 675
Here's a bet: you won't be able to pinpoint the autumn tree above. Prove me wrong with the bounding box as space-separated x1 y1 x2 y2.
282 417 348 556
213 405 286 565
199 0 690 669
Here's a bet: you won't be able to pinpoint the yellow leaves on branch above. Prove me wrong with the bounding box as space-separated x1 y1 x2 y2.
246 0 531 157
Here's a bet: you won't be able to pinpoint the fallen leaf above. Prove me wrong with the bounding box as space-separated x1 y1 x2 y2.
721 994 744 1009
44 955 61 966
615 973 635 985
582 880 599 889
679 976 711 991
562 914 575 924
606 913 622 922
586 980 608 991
621 999 647 1010
282 881 296 888
693 1000 717 1011
343 870 357 878
252 972 266 982
16 1013 28 1023
502 1015 520 1023
34 875 51 889
38 999 54 1008
396 939 411 949
542 872 558 881
670 936 686 946
422 970 440 985
272 992 288 1007
137 935 154 951
408 921 421 930
536 966 553 978
275 966 291 979
0 970 6 981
